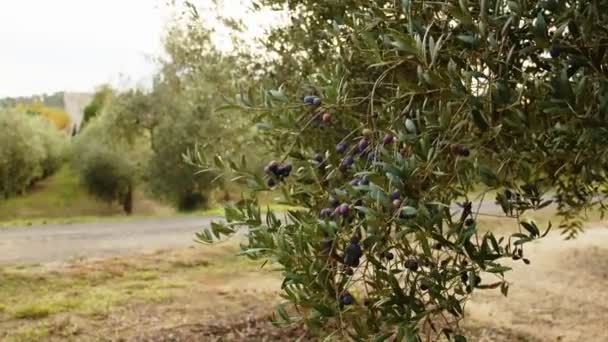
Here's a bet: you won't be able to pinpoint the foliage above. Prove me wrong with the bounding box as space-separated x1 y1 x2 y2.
82 85 113 127
146 103 219 210
0 91 64 109
194 0 608 340
95 13 264 210
71 116 138 214
28 115 68 177
78 146 134 208
15 102 71 130
0 111 67 198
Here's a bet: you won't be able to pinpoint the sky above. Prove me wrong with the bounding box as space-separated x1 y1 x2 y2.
0 0 279 98
0 0 173 97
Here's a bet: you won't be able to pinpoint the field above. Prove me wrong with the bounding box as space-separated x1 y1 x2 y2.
1 176 607 341
0 167 175 225
1 220 607 341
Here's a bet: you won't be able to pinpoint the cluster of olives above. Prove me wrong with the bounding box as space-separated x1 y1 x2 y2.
263 160 292 187
343 236 363 267
303 95 322 106
304 95 334 126
268 95 475 308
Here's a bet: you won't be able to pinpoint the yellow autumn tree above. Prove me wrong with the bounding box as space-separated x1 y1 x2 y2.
16 102 71 130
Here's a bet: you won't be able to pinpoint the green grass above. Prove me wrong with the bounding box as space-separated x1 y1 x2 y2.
0 165 298 226
0 166 132 222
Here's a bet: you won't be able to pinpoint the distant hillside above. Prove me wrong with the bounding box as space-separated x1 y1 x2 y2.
0 91 93 132
0 92 65 109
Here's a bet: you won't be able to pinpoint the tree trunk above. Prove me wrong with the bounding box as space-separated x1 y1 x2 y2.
123 187 133 215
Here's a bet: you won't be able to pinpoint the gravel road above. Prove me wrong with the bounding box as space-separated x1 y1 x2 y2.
0 197 512 265
0 216 223 264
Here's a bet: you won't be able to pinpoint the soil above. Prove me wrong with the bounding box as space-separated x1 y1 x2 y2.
132 227 608 342
2 219 607 341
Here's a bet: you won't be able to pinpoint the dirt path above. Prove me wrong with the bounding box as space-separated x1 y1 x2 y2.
467 225 608 341
1 213 607 340
0 216 223 264
0 198 504 265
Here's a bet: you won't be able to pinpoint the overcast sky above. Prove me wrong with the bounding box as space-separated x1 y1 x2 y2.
0 1 282 98
0 0 170 97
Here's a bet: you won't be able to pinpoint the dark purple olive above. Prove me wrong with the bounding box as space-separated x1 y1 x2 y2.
340 156 355 171
367 152 376 162
389 191 400 201
383 134 394 145
340 293 354 306
278 164 292 177
303 96 314 104
337 203 350 216
267 178 276 187
357 138 369 152
320 208 332 218
404 258 419 271
336 142 347 154
313 153 324 163
450 144 470 157
344 242 362 267
264 160 279 174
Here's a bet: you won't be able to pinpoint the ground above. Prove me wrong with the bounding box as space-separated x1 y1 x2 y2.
0 167 175 225
1 223 608 341
1 173 607 341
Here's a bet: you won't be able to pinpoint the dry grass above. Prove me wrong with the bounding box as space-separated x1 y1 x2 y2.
0 239 281 342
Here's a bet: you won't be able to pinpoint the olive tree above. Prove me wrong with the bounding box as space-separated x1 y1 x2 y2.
0 111 67 197
0 111 46 197
144 13 264 209
28 114 67 178
195 0 608 340
71 115 139 214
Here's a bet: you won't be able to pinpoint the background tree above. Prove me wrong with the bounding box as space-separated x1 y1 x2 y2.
15 102 71 130
195 0 608 340
82 84 113 127
71 96 147 215
0 110 67 198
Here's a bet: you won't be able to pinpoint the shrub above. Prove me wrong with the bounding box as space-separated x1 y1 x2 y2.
79 146 134 204
72 118 136 214
0 111 50 197
28 115 67 178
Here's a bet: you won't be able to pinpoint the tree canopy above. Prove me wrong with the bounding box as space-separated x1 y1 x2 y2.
194 0 608 340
